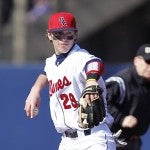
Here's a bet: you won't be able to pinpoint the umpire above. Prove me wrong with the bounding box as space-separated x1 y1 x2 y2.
105 44 150 150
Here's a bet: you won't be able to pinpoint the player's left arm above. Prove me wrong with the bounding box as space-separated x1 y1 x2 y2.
84 58 104 105
78 58 106 128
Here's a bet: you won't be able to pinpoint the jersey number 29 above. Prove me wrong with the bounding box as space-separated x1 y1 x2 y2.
60 93 78 109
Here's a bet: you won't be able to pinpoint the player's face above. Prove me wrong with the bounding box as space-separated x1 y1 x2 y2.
134 56 150 80
48 30 77 55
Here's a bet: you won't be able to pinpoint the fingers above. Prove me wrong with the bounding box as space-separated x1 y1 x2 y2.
84 93 98 105
24 102 31 117
24 101 39 118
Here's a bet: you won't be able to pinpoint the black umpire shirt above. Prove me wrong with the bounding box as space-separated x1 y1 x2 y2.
105 65 150 141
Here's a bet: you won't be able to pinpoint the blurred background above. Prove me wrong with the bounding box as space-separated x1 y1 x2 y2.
0 0 149 149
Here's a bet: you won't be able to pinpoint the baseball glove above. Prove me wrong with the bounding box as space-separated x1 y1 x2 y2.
78 85 106 129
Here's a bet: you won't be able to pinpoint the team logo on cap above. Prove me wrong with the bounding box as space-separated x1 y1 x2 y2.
59 17 67 26
145 47 150 54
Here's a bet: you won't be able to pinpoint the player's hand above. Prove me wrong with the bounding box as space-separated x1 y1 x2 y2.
122 115 138 128
24 88 41 118
84 80 98 105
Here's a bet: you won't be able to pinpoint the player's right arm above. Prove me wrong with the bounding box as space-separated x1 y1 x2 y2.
24 74 48 118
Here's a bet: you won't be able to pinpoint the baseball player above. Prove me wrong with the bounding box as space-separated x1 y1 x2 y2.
24 11 116 150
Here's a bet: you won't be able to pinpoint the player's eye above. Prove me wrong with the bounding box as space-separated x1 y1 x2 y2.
53 34 74 40
65 35 74 40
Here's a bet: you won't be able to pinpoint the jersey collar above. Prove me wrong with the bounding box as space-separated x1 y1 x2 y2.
55 43 75 66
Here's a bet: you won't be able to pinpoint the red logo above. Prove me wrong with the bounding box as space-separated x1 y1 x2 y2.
59 17 67 26
49 76 71 96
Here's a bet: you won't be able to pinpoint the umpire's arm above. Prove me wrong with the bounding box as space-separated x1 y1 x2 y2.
105 79 126 127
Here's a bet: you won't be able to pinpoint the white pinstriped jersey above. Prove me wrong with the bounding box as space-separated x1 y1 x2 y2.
44 44 113 133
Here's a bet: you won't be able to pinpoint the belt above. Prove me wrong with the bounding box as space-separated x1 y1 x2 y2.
64 129 91 138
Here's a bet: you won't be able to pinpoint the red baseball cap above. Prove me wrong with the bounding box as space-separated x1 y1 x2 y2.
48 12 77 32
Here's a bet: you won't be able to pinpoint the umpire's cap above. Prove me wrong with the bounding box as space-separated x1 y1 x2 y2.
136 44 150 61
48 12 77 32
